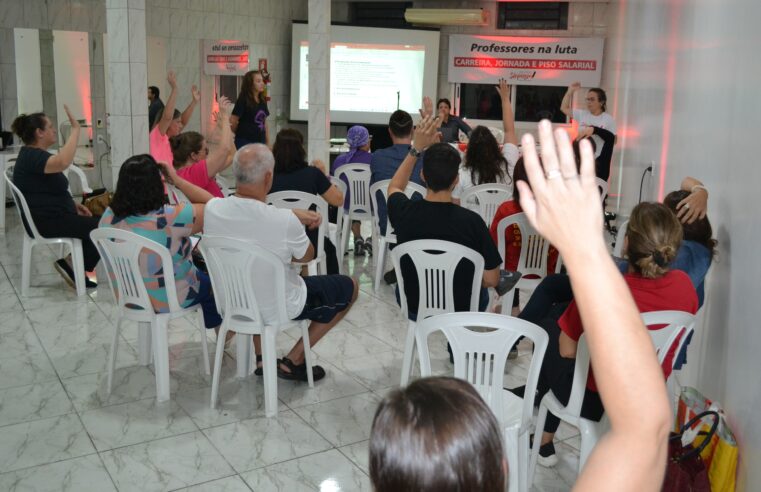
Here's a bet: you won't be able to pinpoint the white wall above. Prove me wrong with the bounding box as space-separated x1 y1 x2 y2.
604 1 761 488
52 30 92 145
13 28 43 114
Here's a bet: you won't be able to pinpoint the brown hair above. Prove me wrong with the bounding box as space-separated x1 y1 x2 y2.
370 377 505 492
272 128 307 173
239 70 263 106
663 190 717 258
588 88 608 112
625 202 683 278
169 131 204 167
11 113 48 145
464 126 508 186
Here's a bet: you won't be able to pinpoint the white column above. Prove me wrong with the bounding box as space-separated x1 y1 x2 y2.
307 0 330 165
106 0 148 189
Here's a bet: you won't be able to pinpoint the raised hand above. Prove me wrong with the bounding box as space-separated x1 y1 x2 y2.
569 81 581 92
191 85 200 103
217 96 233 116
495 78 511 100
419 96 434 119
676 188 708 224
167 70 177 89
156 160 178 184
412 115 441 151
63 104 80 130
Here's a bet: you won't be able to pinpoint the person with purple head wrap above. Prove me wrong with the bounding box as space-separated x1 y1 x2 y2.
331 125 373 256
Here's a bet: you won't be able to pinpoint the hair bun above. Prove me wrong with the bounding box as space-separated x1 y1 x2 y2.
652 250 667 267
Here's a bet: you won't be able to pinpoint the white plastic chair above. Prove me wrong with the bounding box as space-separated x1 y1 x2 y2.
199 236 315 417
527 311 696 486
64 164 94 195
166 183 189 205
334 164 372 257
90 228 211 402
329 176 347 269
612 219 629 257
215 175 234 197
487 126 505 144
496 212 551 313
460 183 512 227
0 154 19 233
595 177 609 202
417 312 548 492
266 191 329 276
369 179 425 292
391 239 484 386
5 166 87 296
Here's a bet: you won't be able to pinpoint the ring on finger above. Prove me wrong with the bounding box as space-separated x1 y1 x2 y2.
683 203 690 209
546 169 562 180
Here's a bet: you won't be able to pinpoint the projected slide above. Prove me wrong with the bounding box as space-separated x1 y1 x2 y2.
298 42 426 113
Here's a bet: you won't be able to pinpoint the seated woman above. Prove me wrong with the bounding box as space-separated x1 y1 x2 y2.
169 97 234 199
270 128 344 274
522 201 699 467
330 125 372 256
98 154 221 331
370 377 506 491
453 79 519 202
11 107 99 288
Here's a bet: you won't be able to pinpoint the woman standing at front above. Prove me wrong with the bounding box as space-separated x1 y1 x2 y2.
231 70 269 149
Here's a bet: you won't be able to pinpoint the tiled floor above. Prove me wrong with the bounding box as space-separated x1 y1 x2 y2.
0 213 581 491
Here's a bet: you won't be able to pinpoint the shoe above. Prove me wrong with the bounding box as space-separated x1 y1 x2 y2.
354 239 365 257
537 441 558 467
276 357 326 382
447 342 454 364
54 259 98 289
383 270 397 285
507 385 525 398
254 354 263 376
508 345 519 360
363 238 373 256
496 270 522 296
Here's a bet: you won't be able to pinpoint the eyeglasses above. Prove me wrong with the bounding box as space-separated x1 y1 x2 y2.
585 97 598 102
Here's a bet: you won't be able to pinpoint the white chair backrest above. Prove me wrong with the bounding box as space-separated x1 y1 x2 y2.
330 175 348 199
329 175 347 240
460 183 512 227
595 178 609 202
562 334 593 417
416 312 548 430
90 227 184 313
641 310 696 366
612 219 629 257
391 239 484 320
487 126 505 144
215 175 233 197
166 184 189 205
199 236 290 326
64 165 93 194
496 212 550 278
334 164 371 216
266 191 329 257
369 179 425 238
5 166 43 240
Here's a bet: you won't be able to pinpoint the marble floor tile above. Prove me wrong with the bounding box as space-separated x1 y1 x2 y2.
25 301 108 329
0 352 59 390
100 431 234 492
62 366 158 412
45 340 140 379
338 439 369 474
176 475 251 491
0 311 29 335
276 360 369 409
203 410 332 472
32 315 115 353
0 454 116 492
554 441 581 488
342 296 405 328
330 349 406 390
0 380 74 427
530 465 570 492
0 413 95 473
176 379 282 429
293 392 380 447
310 323 395 362
0 321 45 359
241 449 371 492
79 398 197 451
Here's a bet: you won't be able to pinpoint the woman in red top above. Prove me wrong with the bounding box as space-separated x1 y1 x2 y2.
524 201 698 467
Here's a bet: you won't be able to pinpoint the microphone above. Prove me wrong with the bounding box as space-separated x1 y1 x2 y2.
397 91 400 110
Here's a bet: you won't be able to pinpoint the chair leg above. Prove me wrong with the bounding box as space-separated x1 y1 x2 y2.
505 426 520 492
528 403 550 489
152 317 171 402
21 238 32 297
210 324 228 409
400 321 416 387
301 322 314 388
579 418 606 472
261 327 278 417
196 311 210 376
107 317 123 395
342 214 351 256
137 321 152 366
373 238 386 292
519 430 530 492
236 332 251 379
70 241 86 297
500 288 517 316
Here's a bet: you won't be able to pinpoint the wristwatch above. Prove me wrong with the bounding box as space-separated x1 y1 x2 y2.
408 147 423 158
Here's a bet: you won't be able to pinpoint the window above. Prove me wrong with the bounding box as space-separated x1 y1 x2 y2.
218 75 241 102
497 2 569 30
457 83 567 123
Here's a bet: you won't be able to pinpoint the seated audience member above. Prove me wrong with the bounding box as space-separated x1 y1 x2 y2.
370 377 506 492
99 155 222 331
270 128 343 274
11 107 99 288
204 144 359 381
520 200 698 467
169 96 234 199
387 115 501 319
420 96 473 143
149 70 200 165
372 122 678 491
331 125 372 256
452 79 519 202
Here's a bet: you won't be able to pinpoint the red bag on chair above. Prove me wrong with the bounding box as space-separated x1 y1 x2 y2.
662 411 719 492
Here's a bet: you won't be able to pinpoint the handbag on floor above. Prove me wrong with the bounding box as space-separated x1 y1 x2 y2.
662 410 719 492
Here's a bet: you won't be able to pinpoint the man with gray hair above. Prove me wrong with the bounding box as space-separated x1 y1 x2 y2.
204 144 358 382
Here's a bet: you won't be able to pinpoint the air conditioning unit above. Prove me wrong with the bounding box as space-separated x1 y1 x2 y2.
404 8 488 26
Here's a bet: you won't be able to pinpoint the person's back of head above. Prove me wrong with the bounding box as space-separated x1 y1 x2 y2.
152 107 182 131
626 202 683 278
510 157 529 204
272 128 306 173
422 143 461 193
370 377 505 492
663 190 717 258
110 154 167 218
11 113 48 145
233 143 275 188
169 131 204 166
464 126 507 186
388 110 413 141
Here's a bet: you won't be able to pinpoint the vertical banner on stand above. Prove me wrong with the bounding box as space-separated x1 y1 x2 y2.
448 35 604 87
203 40 249 76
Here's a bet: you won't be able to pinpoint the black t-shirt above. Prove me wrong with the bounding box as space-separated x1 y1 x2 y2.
232 96 269 144
12 146 76 219
388 192 502 314
270 166 331 196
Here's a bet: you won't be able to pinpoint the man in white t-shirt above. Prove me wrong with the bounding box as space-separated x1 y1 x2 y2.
204 144 358 382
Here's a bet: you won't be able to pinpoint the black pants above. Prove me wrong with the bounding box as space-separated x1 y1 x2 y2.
306 228 339 275
34 213 101 271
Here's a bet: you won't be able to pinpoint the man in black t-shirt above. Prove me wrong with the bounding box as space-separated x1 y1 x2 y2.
387 115 502 318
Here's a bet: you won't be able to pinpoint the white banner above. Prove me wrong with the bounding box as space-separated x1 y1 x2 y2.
448 35 604 87
203 40 250 76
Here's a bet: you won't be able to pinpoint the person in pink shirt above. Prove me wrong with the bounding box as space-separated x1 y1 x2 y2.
169 97 234 198
149 70 200 165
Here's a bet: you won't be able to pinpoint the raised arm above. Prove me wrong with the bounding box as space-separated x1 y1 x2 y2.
676 176 708 224
157 71 178 136
560 82 581 119
496 79 517 146
388 115 439 196
45 105 80 173
180 85 200 127
517 121 672 492
418 96 434 119
205 97 234 177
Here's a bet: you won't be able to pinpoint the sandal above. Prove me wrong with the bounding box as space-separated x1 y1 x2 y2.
254 354 263 376
276 357 326 382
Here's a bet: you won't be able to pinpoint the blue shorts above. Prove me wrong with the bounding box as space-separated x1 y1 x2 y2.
295 275 355 324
